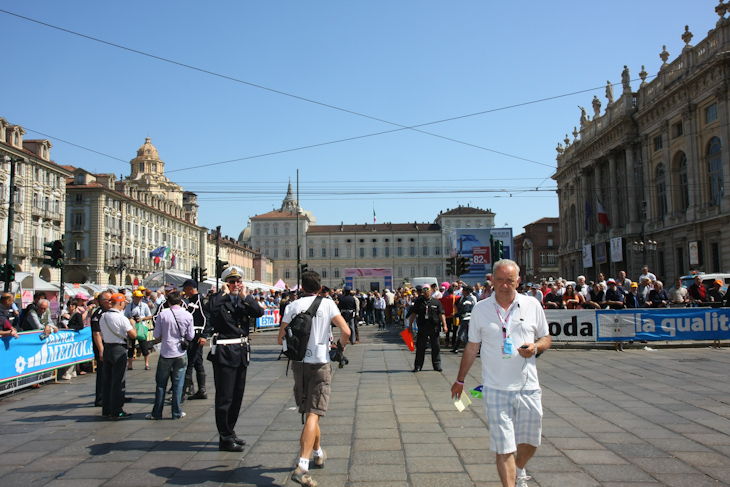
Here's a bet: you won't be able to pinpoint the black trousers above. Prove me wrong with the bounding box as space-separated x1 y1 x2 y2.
185 340 205 383
94 346 104 406
102 344 127 416
414 324 441 369
212 361 247 441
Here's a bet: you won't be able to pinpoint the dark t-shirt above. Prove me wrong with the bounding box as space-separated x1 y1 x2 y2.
338 295 357 311
414 297 445 326
544 292 564 308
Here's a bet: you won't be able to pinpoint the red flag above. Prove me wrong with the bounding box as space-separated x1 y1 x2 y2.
154 256 160 265
400 329 415 352
597 198 610 226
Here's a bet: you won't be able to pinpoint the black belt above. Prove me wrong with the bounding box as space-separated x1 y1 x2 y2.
104 342 126 346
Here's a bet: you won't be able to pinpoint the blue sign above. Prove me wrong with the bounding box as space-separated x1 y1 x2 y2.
595 308 730 341
1 328 94 383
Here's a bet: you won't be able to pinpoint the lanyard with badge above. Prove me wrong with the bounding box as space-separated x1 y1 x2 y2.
495 303 515 358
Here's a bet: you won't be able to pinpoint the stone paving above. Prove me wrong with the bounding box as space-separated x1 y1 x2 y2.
2 326 730 486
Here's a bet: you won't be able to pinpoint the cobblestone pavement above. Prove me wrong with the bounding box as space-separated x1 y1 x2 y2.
1 324 730 486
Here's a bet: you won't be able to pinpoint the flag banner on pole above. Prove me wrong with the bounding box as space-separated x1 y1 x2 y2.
597 198 611 226
150 246 166 258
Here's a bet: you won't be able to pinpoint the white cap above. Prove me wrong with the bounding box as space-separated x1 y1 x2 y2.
221 266 243 281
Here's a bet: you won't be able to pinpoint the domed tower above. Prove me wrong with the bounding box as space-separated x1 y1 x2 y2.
130 137 165 179
281 178 298 212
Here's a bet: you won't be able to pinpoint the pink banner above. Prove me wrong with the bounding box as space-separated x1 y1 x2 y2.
344 268 393 278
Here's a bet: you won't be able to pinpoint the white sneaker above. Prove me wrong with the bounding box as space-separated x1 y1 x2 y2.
61 373 72 381
516 473 532 487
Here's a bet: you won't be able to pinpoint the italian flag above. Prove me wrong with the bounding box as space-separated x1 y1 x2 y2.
597 198 611 226
373 206 376 224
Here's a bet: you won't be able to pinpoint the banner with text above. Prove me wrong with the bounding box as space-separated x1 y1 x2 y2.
544 308 730 342
1 328 94 383
256 309 281 329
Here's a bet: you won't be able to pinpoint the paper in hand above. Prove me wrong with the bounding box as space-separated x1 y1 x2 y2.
453 392 472 412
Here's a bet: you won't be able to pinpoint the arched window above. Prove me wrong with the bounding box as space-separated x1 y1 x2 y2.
655 163 667 218
707 137 724 206
677 152 689 211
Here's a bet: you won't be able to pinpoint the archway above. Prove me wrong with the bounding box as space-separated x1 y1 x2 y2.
38 267 52 282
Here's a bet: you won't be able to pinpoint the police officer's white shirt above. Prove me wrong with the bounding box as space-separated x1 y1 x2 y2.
283 295 341 364
100 308 133 344
468 293 549 391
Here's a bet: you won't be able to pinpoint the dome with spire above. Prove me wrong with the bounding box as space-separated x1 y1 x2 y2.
281 177 299 212
130 137 165 178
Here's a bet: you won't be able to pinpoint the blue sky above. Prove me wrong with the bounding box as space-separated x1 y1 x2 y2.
0 1 716 239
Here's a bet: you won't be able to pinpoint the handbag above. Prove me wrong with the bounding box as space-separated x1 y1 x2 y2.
170 308 190 351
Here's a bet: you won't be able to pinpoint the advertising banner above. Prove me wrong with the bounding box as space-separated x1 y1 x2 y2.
449 228 513 283
345 268 393 278
256 309 281 329
596 242 607 264
610 237 623 263
582 244 593 268
543 308 730 342
1 328 94 383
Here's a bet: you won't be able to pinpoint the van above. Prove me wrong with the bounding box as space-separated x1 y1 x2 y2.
666 272 730 294
410 277 439 290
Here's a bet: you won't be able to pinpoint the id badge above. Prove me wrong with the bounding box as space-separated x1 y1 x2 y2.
502 337 514 356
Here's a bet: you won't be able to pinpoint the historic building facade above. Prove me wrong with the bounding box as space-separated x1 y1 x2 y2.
555 7 730 282
65 138 207 286
204 232 273 286
514 217 560 283
0 117 73 282
240 184 496 289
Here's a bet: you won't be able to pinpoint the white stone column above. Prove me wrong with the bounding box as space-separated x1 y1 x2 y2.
625 145 638 225
682 104 698 221
580 172 589 240
594 164 603 233
661 123 673 218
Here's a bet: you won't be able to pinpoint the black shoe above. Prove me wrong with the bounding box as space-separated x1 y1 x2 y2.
451 349 458 354
233 437 246 446
112 411 132 420
219 440 245 452
94 401 102 407
189 390 208 400
412 367 422 372
433 365 443 372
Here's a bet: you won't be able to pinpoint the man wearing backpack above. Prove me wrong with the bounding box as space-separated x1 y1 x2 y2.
278 271 350 487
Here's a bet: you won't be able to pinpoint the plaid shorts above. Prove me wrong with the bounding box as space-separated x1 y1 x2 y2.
483 386 543 454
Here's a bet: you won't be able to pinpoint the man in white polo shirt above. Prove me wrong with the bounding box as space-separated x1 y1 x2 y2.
451 259 551 487
100 293 137 420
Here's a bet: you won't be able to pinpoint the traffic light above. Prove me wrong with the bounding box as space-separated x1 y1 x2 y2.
6 264 15 282
456 256 470 276
0 264 5 282
43 241 55 267
53 240 65 268
495 239 504 262
300 263 309 275
191 266 198 282
445 258 454 276
43 240 64 268
216 259 228 278
199 267 207 281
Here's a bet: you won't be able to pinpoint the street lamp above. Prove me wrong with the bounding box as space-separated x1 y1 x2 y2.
109 254 133 286
632 240 657 253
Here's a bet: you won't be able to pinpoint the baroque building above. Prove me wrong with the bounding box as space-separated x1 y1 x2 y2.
65 138 207 286
554 6 730 282
240 182 495 289
0 117 72 282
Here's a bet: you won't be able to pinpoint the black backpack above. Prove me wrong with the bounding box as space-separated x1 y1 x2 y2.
282 296 322 361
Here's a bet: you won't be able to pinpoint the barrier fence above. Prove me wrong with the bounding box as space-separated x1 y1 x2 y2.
0 328 94 390
545 308 730 342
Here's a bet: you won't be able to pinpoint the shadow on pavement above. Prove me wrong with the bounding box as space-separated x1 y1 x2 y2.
89 439 211 455
150 464 289 485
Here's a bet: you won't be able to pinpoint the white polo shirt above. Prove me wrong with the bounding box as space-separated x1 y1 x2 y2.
100 308 133 344
468 293 549 391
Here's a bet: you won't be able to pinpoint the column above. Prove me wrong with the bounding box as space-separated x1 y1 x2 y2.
608 152 619 231
683 103 698 220
625 145 638 224
716 86 730 212
594 163 603 233
661 123 674 217
580 172 589 240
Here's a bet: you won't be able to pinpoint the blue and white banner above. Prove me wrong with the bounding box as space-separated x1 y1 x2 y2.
0 328 94 383
256 309 280 329
544 308 730 342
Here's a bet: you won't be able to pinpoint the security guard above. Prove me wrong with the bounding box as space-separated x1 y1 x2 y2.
182 279 211 400
408 285 448 372
206 266 264 452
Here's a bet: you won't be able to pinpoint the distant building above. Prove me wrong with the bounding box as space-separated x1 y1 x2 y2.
513 217 560 283
240 182 496 289
65 138 206 286
554 7 730 281
0 117 73 282
204 231 273 286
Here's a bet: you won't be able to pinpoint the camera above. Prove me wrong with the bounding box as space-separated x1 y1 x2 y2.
329 341 348 368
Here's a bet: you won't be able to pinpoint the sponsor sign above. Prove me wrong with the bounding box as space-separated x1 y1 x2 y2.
582 245 593 268
596 242 607 264
610 237 623 263
256 309 281 329
544 308 730 342
1 328 94 383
